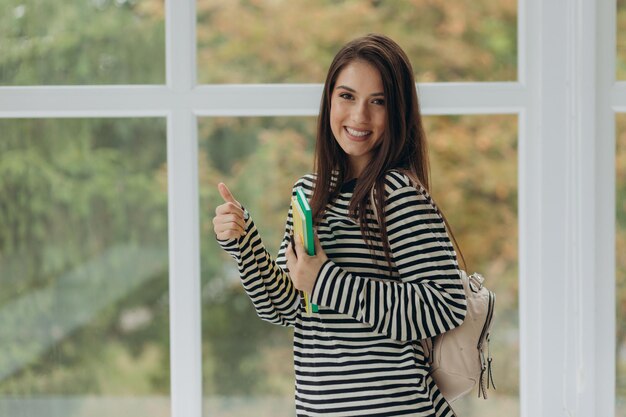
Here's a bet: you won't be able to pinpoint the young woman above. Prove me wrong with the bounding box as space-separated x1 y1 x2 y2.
213 33 467 417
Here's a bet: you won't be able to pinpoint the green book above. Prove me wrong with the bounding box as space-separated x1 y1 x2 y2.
293 187 318 314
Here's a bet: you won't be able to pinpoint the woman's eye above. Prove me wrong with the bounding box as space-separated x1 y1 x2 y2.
339 93 353 100
372 99 385 106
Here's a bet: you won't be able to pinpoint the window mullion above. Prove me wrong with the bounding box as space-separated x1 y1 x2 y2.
165 1 202 417
523 0 616 415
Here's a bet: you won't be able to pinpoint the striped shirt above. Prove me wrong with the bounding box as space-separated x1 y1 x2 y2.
217 169 467 416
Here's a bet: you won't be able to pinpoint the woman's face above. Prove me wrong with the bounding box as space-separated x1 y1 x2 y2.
330 60 387 178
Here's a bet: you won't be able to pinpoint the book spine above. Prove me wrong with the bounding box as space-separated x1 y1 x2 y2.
295 187 318 315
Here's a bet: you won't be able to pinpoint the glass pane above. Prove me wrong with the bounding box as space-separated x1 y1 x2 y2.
0 118 170 417
617 114 626 415
0 1 165 85
197 0 518 84
200 114 519 417
618 0 626 80
428 115 519 416
199 117 315 417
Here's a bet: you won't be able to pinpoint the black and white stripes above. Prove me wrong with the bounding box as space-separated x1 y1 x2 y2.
217 169 466 416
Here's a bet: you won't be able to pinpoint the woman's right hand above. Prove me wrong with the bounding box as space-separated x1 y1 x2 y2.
213 182 247 240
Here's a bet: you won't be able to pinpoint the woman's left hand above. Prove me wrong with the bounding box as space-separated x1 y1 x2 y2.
286 232 328 294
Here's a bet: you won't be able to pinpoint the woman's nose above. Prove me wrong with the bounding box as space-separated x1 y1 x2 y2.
351 101 370 123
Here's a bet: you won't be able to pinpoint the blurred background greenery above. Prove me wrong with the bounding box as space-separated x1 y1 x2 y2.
615 0 626 80
0 0 623 416
196 0 517 83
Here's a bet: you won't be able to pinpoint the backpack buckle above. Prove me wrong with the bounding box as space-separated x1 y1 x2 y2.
468 273 484 293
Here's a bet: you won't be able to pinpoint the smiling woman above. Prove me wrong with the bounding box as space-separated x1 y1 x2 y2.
212 34 469 417
200 111 519 417
330 60 387 179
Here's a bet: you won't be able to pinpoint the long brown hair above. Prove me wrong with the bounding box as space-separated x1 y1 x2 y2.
310 33 466 271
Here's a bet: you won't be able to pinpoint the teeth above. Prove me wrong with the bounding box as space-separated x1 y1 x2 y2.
346 127 371 137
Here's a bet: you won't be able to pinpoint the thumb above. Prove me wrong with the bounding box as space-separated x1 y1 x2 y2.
218 182 240 206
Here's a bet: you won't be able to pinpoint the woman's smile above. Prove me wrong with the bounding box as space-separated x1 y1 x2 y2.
344 126 372 141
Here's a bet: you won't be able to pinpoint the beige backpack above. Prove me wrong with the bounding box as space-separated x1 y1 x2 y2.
421 270 496 402
369 172 496 402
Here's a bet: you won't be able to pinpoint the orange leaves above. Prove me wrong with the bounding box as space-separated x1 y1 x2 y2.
425 115 518 280
196 0 517 83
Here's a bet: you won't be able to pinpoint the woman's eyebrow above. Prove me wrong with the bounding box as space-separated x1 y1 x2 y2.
336 85 384 97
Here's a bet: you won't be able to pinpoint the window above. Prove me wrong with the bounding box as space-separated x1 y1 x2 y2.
0 118 170 417
199 116 314 416
0 0 165 85
0 1 618 416
616 114 626 416
419 115 520 416
196 0 517 83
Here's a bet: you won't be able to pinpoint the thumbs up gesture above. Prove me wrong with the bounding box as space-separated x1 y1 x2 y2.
213 182 247 241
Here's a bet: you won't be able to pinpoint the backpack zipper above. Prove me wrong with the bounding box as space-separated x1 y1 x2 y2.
477 290 495 349
477 291 496 399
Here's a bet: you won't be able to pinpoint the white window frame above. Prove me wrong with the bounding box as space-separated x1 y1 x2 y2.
0 1 620 416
